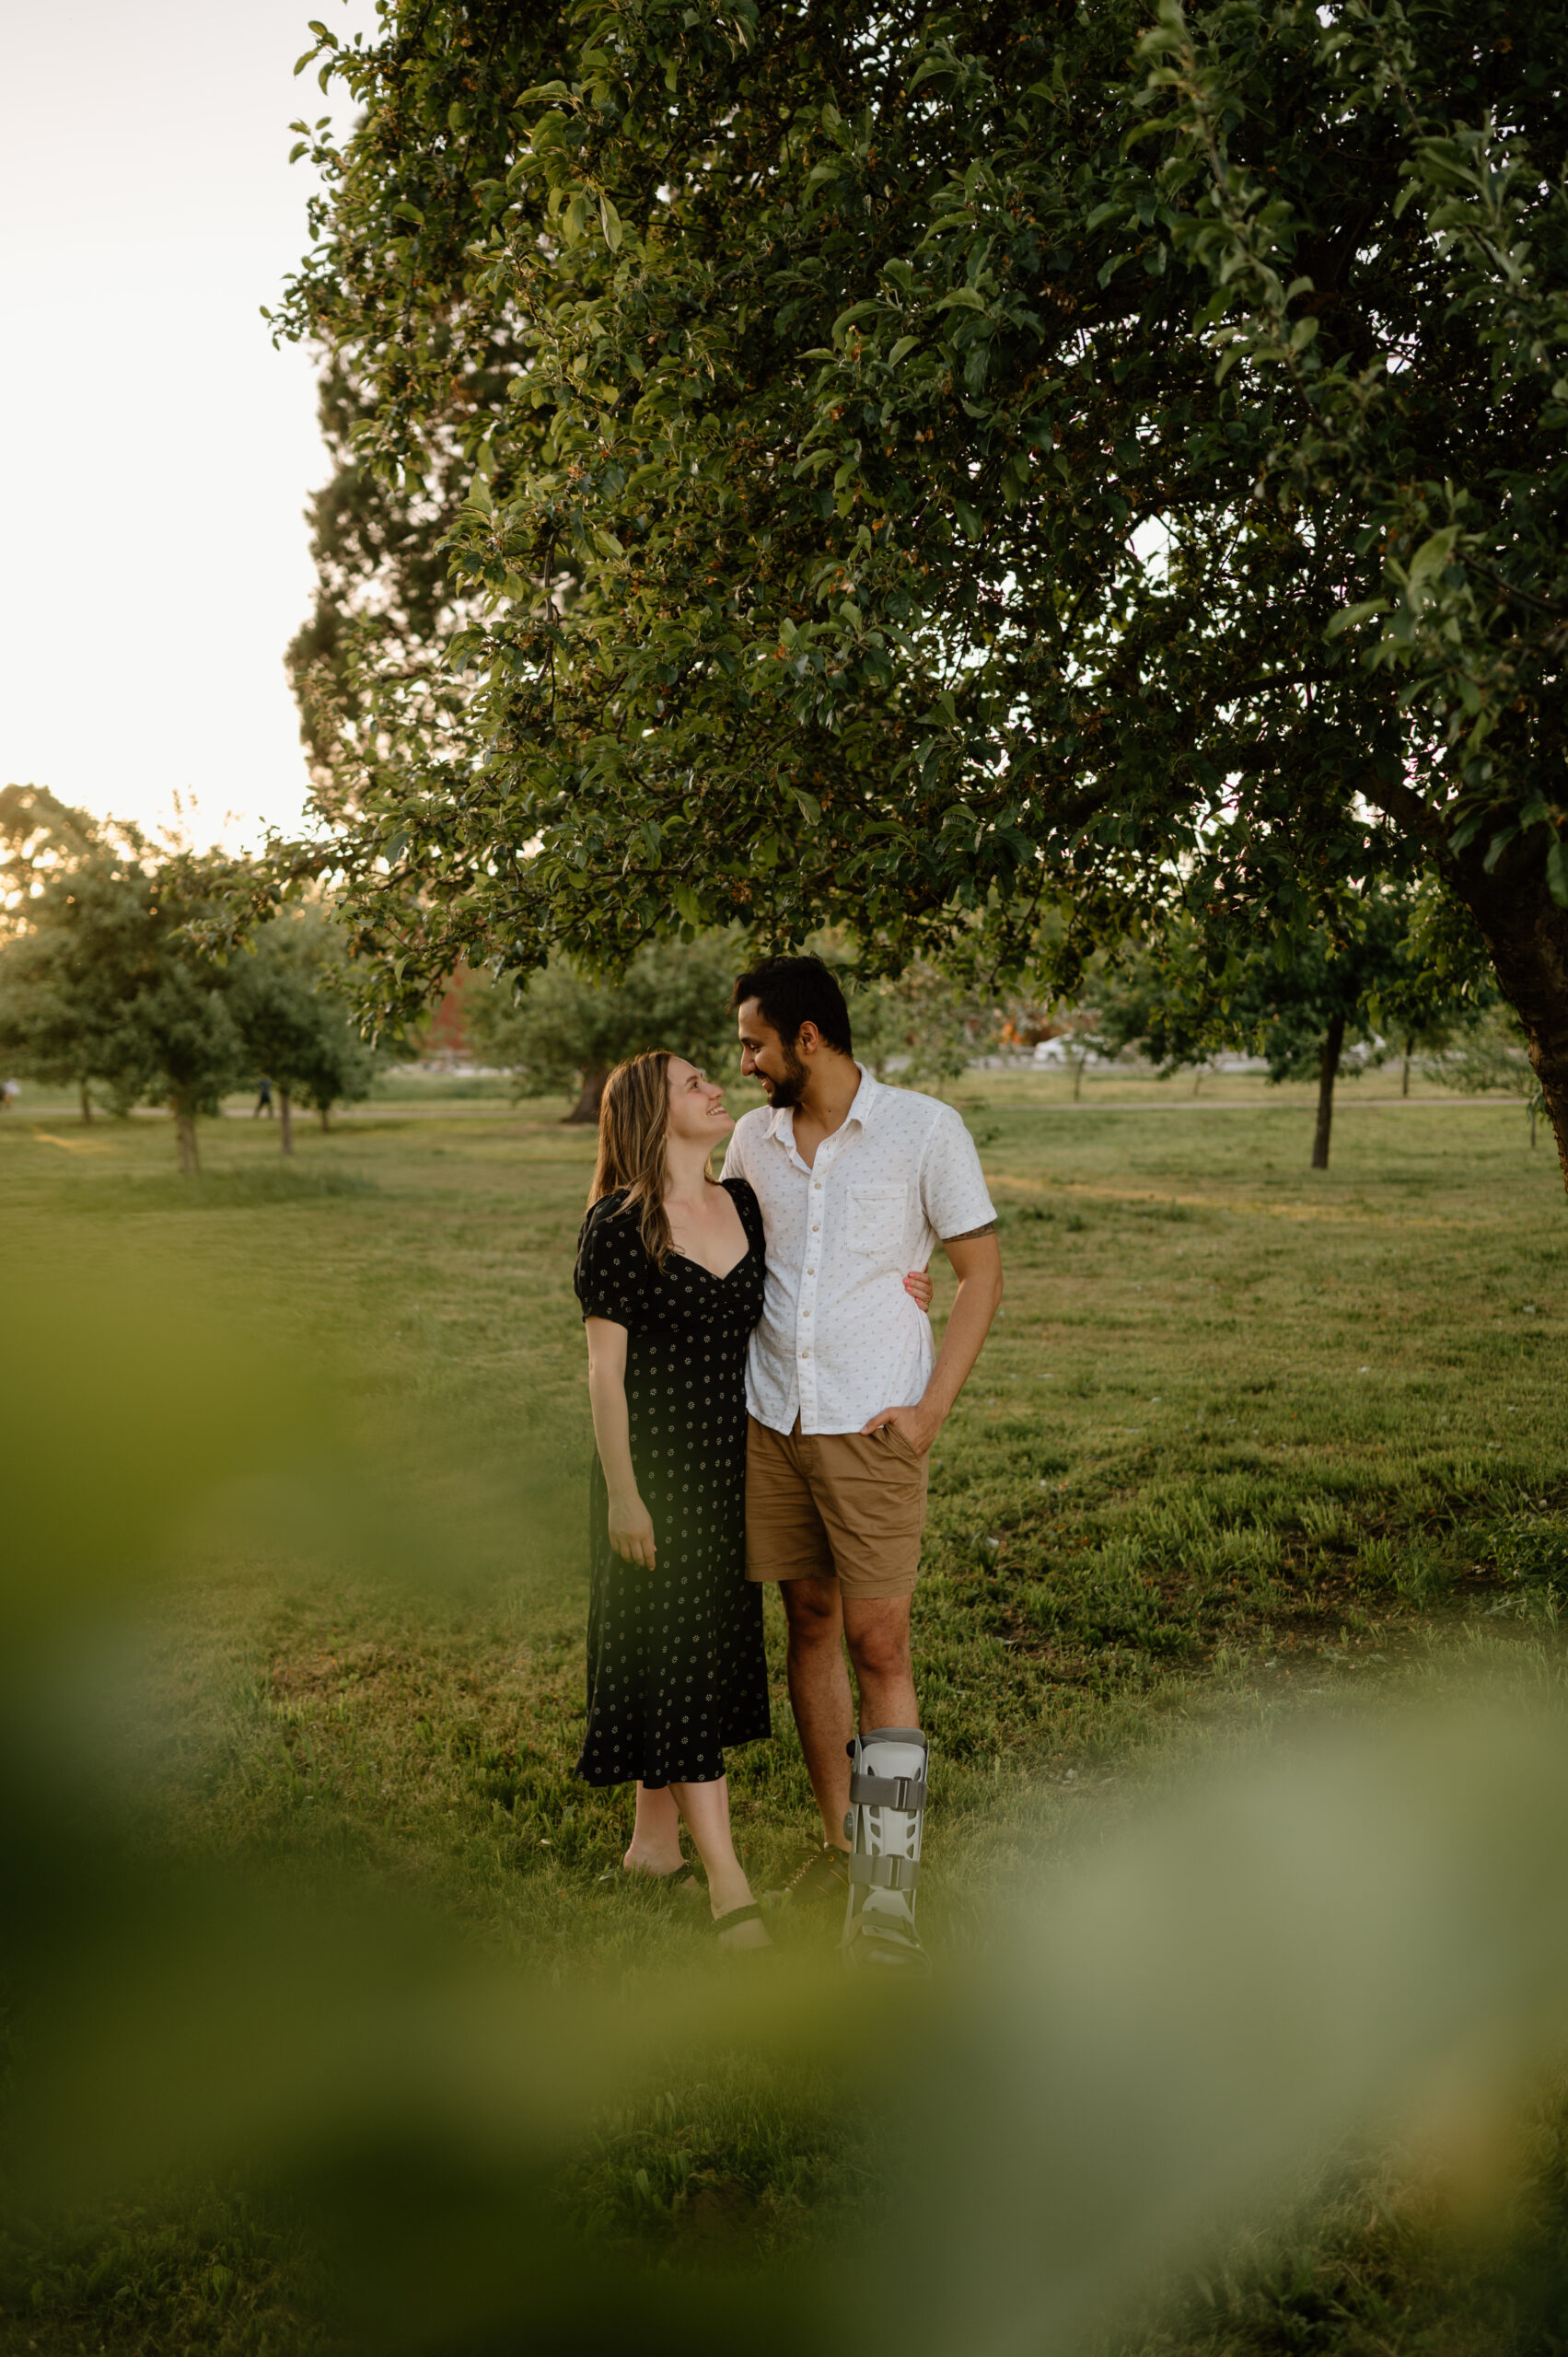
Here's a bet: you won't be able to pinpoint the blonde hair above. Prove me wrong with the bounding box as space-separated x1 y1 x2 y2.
589 1050 703 1269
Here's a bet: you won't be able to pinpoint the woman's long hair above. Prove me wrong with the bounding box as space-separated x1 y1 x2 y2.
589 1051 681 1267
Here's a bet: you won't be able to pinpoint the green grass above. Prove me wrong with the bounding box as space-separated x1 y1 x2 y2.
2 1088 1565 2355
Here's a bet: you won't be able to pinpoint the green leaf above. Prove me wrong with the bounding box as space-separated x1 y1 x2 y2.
793 789 822 824
1325 598 1390 639
1548 837 1568 910
1404 526 1459 602
889 335 918 365
598 192 623 250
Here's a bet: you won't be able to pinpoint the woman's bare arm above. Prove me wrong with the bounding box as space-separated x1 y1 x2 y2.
585 1316 656 1568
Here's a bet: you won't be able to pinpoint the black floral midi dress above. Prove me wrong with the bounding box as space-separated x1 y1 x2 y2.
573 1179 772 1787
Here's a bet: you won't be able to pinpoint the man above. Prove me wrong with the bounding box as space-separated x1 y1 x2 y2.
721 956 1003 1968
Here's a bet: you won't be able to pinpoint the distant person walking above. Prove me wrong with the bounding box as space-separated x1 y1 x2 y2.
253 1077 273 1118
0 1077 17 1112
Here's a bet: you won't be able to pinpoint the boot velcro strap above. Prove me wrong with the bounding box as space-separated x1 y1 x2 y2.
850 1853 921 1891
849 1771 928 1812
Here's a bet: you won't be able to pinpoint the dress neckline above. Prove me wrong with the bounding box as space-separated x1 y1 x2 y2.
666 1176 751 1281
670 1240 754 1283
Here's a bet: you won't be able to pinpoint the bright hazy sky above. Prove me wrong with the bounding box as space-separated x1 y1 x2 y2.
2 0 377 853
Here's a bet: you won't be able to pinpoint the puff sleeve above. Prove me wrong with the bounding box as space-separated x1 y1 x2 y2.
574 1196 647 1329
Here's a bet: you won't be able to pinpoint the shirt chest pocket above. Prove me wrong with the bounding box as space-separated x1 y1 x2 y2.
844 1182 908 1255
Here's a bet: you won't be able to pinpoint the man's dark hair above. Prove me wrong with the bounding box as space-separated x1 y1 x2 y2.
731 955 854 1056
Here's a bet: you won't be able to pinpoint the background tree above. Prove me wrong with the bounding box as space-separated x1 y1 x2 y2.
1432 1005 1549 1147
278 0 1568 1182
1 784 100 907
231 906 384 1154
0 833 249 1173
467 935 745 1121
849 960 1001 1092
1 786 108 1117
1093 888 1493 1167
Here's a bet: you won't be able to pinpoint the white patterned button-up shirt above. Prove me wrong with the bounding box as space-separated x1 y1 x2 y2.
721 1065 996 1436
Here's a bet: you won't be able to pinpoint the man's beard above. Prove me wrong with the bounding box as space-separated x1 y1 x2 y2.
761 1043 808 1108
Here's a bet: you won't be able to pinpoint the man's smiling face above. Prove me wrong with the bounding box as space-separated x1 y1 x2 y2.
737 997 808 1109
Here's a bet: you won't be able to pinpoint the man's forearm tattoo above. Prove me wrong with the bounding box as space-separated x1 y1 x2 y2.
947 1221 997 1241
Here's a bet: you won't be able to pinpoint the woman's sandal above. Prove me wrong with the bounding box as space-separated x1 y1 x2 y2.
713 1902 772 1951
598 1861 700 1892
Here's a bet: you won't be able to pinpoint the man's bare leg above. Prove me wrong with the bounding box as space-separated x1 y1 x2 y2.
842 1595 918 1732
779 1575 855 1850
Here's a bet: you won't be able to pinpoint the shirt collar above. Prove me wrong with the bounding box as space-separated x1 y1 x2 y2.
765 1062 878 1147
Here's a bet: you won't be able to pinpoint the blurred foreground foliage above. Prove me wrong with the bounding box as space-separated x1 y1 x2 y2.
6 1176 1568 2355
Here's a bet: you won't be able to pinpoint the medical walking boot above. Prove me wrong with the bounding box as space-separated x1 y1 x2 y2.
842 1727 931 1973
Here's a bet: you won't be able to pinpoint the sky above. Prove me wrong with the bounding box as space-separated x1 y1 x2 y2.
1 0 377 853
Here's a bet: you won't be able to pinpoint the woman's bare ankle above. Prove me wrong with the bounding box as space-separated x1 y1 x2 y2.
623 1842 685 1876
707 1868 754 1920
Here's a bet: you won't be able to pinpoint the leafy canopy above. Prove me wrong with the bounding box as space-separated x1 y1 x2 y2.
281 0 1568 1164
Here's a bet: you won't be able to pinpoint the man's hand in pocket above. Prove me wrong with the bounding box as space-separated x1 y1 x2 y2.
860 1404 938 1454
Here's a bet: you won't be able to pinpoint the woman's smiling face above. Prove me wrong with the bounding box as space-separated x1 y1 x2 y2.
665 1057 732 1144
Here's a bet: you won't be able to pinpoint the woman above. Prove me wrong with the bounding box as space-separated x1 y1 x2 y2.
573 1050 930 1953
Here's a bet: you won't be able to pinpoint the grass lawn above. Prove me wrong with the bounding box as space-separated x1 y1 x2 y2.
3 1082 1566 2355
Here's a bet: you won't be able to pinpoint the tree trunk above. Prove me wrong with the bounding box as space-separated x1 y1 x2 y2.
174 1103 200 1176
1071 1051 1085 1104
279 1086 294 1157
79 1079 93 1124
1438 830 1568 1195
319 1105 331 1132
1311 1016 1345 1171
1401 1037 1412 1097
563 1064 610 1124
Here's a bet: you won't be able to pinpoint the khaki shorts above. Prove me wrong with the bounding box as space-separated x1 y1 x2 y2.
746 1415 930 1602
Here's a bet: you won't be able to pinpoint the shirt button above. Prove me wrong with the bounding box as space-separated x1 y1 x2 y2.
801 1350 809 1359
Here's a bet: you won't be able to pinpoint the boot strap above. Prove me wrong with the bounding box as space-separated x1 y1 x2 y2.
849 1771 928 1812
849 1853 921 1891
